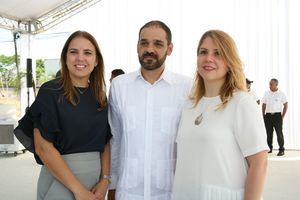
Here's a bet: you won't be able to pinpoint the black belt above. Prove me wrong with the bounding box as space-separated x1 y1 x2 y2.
266 112 281 115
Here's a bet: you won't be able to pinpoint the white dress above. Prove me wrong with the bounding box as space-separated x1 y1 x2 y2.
172 91 268 200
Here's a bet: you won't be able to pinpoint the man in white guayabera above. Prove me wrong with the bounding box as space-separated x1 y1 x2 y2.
107 20 191 200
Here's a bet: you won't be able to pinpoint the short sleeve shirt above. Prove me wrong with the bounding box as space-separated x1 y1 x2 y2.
14 79 112 164
262 90 287 113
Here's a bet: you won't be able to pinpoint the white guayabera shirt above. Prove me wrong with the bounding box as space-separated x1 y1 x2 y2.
108 69 191 200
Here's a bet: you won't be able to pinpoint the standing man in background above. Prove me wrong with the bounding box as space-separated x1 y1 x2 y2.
110 69 125 82
108 20 191 200
262 78 288 156
246 78 260 104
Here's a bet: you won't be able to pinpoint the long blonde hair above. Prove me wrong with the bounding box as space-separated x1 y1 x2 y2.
59 31 107 109
190 30 247 108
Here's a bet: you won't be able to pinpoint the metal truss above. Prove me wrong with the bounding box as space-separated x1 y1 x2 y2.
0 0 102 34
0 15 28 34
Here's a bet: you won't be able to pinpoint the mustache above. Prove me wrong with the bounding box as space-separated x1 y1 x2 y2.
142 52 157 58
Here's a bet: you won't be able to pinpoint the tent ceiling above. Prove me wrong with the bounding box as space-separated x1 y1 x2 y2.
0 0 101 34
0 0 69 20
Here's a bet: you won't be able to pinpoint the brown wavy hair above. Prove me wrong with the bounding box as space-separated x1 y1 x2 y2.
59 30 107 109
190 30 247 108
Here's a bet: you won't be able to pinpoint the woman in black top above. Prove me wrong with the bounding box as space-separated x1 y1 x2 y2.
14 31 111 200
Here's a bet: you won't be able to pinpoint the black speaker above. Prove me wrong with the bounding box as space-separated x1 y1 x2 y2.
26 58 33 88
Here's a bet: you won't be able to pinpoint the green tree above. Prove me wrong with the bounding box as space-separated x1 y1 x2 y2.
0 56 53 91
36 59 45 86
0 54 21 90
35 59 55 86
0 54 15 66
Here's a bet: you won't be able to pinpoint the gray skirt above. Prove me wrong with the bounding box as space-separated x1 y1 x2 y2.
37 152 101 200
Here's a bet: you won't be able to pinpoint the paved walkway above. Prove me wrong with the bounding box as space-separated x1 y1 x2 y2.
264 150 300 200
0 151 40 200
1 150 300 200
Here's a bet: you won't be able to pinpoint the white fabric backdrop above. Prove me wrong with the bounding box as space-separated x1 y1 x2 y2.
4 0 299 148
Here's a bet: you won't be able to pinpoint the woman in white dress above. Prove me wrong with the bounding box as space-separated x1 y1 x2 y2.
172 30 268 200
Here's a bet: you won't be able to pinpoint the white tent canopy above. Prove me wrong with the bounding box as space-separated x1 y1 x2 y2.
0 0 101 34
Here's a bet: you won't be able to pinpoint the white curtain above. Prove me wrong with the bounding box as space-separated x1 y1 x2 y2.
31 0 300 149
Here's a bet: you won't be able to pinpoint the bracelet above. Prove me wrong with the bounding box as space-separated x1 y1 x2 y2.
101 175 111 184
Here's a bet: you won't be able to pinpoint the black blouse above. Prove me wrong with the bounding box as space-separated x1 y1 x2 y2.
14 79 112 165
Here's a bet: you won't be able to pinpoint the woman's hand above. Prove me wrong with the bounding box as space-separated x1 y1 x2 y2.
34 128 98 200
74 187 98 200
91 179 110 200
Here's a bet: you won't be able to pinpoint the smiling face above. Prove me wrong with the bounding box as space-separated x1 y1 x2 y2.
137 26 172 71
66 36 97 86
197 36 228 85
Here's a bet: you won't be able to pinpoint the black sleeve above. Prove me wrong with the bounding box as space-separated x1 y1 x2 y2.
14 83 61 164
105 122 112 144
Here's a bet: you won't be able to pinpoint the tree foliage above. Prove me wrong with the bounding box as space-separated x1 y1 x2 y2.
0 54 21 89
0 55 52 90
36 59 45 86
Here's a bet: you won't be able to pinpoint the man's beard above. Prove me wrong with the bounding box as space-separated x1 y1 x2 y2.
139 52 167 71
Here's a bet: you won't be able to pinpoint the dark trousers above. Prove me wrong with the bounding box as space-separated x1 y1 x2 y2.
264 113 285 151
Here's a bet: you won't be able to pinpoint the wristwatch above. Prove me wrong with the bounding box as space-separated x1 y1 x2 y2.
101 175 111 183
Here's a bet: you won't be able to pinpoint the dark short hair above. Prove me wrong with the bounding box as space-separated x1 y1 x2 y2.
270 78 278 84
246 78 253 84
138 20 172 44
111 69 125 77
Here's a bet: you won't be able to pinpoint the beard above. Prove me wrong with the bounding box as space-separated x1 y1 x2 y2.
139 51 168 71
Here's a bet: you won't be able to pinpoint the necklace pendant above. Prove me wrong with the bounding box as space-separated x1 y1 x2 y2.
194 113 203 125
76 87 88 95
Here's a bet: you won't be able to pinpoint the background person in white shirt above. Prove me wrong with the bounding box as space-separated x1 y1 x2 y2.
107 20 191 200
262 78 288 156
246 78 260 104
